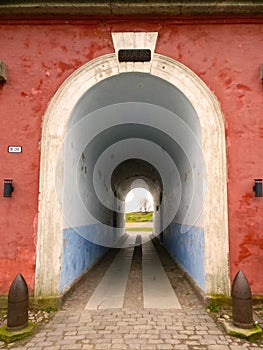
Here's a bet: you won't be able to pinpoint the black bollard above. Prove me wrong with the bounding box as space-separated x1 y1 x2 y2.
7 274 29 331
231 270 253 329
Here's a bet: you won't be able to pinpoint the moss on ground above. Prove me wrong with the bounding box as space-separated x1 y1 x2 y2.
0 322 36 343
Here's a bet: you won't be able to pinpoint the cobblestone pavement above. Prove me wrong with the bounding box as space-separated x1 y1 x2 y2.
2 235 263 350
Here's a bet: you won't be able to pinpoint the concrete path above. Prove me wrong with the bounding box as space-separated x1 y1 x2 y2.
85 247 134 310
142 240 181 309
5 234 263 350
126 222 153 228
86 234 180 310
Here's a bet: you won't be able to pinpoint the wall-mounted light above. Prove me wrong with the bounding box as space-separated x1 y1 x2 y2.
3 179 14 197
253 179 262 197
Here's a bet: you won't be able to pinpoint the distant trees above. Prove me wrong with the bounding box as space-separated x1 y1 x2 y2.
140 197 151 213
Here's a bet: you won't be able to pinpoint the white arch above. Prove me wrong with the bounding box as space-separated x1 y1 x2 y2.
35 52 229 298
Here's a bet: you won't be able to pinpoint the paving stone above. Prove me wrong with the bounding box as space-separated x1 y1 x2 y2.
35 342 53 347
142 345 157 350
61 345 82 349
156 345 173 349
6 237 263 350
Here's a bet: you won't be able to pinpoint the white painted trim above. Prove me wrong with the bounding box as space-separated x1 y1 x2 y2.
111 32 158 73
36 34 229 297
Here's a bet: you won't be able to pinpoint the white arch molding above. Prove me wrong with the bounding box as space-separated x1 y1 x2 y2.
35 33 230 298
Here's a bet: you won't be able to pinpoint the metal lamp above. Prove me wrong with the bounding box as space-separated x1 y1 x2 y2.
3 179 14 197
253 179 262 197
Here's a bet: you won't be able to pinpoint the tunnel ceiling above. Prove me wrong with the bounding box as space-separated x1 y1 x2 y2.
111 158 163 202
68 72 200 136
69 72 201 192
77 122 192 205
65 72 204 230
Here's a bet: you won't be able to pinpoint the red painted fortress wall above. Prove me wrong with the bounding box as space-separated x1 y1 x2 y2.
0 19 262 295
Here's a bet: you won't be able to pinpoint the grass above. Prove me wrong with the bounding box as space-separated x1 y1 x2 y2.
208 300 221 313
43 307 56 314
126 227 153 232
126 211 153 223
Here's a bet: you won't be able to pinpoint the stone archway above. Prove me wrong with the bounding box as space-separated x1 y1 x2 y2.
35 32 229 299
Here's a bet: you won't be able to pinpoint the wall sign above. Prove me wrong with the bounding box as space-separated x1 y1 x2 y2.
8 146 22 153
118 49 151 62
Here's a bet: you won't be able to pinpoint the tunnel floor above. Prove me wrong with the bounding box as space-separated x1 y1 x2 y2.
85 233 181 310
64 232 200 311
9 234 261 349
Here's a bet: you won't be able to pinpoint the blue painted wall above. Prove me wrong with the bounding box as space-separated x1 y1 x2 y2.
163 223 205 291
60 226 108 293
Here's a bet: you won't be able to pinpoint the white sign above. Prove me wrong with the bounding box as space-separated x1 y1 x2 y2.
8 146 22 153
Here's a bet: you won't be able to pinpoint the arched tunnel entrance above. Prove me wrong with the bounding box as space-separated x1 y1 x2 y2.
60 72 205 293
36 53 229 301
112 159 162 234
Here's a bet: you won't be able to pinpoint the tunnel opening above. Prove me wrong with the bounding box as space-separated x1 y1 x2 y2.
125 187 154 235
111 158 162 239
59 72 206 293
36 52 229 299
125 187 154 214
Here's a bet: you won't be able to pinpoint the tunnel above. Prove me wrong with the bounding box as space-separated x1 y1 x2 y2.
59 72 206 294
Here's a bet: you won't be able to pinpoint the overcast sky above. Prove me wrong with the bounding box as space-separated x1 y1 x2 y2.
125 187 153 213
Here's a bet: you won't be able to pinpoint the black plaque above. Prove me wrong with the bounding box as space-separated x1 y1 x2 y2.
118 49 151 62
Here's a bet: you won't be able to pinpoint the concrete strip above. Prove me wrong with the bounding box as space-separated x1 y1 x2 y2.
127 231 152 245
85 235 136 310
125 233 139 247
142 240 181 309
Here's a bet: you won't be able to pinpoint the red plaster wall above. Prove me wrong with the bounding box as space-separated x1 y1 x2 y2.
0 19 262 295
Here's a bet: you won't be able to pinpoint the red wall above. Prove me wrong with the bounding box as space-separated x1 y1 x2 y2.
0 18 263 295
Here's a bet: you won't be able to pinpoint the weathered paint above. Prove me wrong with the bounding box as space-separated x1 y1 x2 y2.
164 224 205 291
0 20 263 295
61 228 107 292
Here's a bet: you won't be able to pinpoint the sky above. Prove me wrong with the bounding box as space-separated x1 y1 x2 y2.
125 187 153 213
